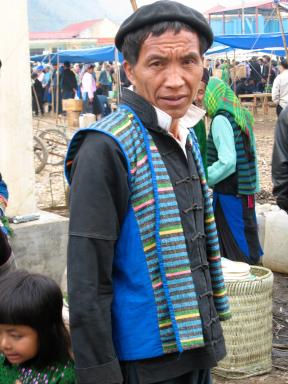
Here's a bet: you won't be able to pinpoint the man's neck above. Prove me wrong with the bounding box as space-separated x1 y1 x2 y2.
170 119 180 140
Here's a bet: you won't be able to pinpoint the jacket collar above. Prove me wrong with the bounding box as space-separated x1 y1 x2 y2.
120 87 205 134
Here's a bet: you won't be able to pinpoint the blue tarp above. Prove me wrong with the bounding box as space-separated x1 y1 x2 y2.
31 33 287 64
31 45 123 64
214 32 288 51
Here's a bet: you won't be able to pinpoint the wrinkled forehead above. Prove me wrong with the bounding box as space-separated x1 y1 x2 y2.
140 30 202 57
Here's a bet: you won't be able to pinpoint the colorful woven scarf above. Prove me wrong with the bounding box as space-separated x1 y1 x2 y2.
204 77 254 140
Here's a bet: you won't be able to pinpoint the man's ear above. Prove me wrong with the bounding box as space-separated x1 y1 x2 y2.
123 60 135 86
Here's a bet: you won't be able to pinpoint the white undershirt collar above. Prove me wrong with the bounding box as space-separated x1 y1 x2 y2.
154 104 206 155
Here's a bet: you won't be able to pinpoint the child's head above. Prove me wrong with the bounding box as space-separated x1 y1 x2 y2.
0 270 71 367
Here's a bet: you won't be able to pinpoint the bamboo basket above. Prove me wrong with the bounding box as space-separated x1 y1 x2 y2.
213 266 273 379
62 99 83 112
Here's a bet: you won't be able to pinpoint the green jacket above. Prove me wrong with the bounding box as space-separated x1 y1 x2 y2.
193 119 207 178
0 354 76 384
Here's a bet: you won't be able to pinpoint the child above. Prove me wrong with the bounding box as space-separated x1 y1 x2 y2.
0 173 16 276
0 270 75 383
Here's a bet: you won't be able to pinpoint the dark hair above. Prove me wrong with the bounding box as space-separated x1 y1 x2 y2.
122 21 207 65
280 60 288 70
96 87 103 95
31 72 38 80
64 61 71 68
0 270 71 368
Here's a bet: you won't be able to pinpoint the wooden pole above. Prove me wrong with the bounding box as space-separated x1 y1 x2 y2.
130 0 138 11
276 4 288 62
114 48 121 103
56 54 60 122
233 49 237 93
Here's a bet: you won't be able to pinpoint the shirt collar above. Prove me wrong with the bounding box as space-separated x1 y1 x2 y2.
154 103 206 133
120 87 206 133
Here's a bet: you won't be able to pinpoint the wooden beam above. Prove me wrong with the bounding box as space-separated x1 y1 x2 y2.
130 0 138 11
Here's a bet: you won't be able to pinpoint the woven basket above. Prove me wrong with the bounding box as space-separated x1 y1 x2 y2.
213 266 273 379
62 99 83 112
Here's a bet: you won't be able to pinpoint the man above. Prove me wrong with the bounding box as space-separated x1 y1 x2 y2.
98 63 113 96
272 107 288 213
60 61 77 100
249 56 261 88
193 68 210 177
272 60 288 116
65 2 230 384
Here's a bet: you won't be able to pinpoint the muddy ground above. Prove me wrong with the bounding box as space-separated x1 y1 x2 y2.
34 112 288 383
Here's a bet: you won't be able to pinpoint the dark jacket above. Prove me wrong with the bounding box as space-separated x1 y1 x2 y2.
249 61 261 82
67 89 227 384
60 68 77 93
272 107 288 213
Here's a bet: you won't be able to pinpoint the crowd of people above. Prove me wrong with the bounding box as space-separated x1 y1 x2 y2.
30 61 119 118
2 1 288 384
205 55 288 117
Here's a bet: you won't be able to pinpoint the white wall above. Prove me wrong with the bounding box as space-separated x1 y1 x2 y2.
0 0 36 215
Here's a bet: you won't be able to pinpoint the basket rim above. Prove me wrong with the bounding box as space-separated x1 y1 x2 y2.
224 265 272 283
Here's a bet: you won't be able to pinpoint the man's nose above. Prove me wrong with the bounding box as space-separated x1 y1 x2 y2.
164 66 185 88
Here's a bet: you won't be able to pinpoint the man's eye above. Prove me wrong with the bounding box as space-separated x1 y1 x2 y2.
150 61 162 67
183 59 195 65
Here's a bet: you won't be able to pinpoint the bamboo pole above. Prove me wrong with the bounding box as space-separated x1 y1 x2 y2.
276 3 288 62
130 0 138 11
56 54 60 122
233 49 237 93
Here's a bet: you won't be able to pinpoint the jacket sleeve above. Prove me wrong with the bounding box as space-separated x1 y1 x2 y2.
68 132 130 384
272 108 288 213
207 115 237 188
272 76 280 104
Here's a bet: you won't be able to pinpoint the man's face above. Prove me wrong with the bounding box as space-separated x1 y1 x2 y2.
194 81 206 108
124 30 203 120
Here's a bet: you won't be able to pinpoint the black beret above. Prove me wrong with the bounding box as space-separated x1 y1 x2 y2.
115 0 213 53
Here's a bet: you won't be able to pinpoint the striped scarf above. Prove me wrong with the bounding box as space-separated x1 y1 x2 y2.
204 77 254 140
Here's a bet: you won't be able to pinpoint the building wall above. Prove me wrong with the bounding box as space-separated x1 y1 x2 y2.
210 15 288 35
0 0 36 215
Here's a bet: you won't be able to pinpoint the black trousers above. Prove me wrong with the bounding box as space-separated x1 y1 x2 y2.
122 364 212 384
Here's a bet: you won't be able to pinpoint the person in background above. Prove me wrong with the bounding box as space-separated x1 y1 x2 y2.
51 64 63 114
65 2 230 383
0 270 75 383
95 88 111 118
31 72 44 116
72 63 82 98
205 77 263 265
272 60 288 116
98 63 113 96
60 61 77 100
193 68 210 177
81 64 97 114
249 56 261 89
272 105 288 213
0 173 16 276
80 64 102 119
42 66 52 111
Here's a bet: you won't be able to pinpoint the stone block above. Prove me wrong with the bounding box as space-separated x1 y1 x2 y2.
10 211 68 285
262 210 288 274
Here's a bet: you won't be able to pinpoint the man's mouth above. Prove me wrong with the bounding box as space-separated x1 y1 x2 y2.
160 95 187 106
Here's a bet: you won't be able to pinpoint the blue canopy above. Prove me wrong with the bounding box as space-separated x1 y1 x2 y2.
31 45 123 64
214 32 288 51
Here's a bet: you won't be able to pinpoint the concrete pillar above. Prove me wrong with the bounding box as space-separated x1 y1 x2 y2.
0 0 37 216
